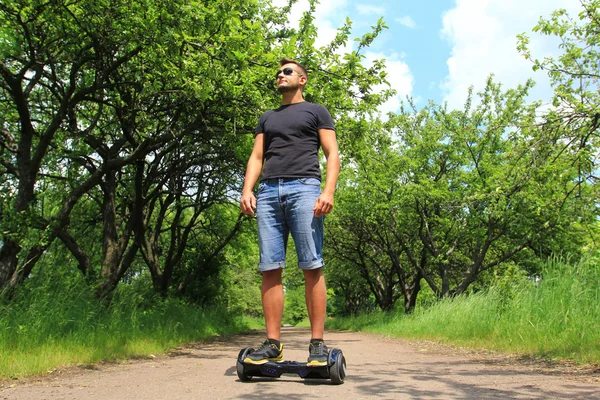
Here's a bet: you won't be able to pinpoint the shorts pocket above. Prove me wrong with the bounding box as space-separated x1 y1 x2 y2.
298 178 321 186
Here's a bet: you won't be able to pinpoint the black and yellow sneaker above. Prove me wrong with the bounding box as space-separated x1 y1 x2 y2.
243 340 284 364
307 340 328 367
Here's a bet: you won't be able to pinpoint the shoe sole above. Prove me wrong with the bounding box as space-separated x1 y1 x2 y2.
243 356 284 365
306 360 327 367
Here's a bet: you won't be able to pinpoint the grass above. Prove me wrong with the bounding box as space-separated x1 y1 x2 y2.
327 257 600 365
0 272 263 379
3 256 597 379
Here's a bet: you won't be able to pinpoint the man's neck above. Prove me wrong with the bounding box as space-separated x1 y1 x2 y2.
281 91 305 105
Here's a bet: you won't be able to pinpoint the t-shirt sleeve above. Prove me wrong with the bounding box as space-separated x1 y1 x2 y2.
316 105 336 131
255 111 270 136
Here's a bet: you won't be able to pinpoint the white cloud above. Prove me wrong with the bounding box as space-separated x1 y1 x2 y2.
440 0 582 110
356 4 386 16
316 0 350 17
270 0 311 29
364 52 414 116
395 16 416 29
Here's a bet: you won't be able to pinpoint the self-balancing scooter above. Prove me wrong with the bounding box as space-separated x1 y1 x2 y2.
236 347 346 384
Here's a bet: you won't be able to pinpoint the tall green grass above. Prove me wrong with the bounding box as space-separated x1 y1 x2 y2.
327 257 600 364
0 270 262 379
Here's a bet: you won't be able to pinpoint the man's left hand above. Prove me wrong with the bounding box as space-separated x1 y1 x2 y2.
313 192 334 217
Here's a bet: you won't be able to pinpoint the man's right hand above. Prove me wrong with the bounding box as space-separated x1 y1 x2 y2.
240 192 257 215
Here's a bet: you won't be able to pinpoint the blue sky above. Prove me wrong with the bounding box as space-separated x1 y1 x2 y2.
273 0 583 113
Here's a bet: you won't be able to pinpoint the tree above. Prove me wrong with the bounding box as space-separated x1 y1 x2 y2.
0 0 172 292
330 78 593 312
0 0 394 299
518 0 600 196
324 255 375 316
328 116 424 313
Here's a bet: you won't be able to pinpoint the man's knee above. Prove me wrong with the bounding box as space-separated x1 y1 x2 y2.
262 268 283 284
303 267 324 282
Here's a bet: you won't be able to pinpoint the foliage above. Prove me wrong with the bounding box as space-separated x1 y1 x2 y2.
0 0 392 298
280 242 307 325
216 220 262 317
283 284 308 325
518 0 600 206
328 77 595 313
324 255 377 316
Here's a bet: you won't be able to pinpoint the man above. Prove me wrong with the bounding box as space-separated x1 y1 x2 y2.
240 58 340 366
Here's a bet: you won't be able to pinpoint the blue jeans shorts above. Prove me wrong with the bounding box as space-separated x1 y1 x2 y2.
256 178 324 272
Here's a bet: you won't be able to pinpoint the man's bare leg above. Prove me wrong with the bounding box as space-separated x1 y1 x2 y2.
303 268 327 339
262 268 284 340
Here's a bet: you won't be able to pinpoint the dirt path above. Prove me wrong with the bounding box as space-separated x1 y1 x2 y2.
1 327 599 399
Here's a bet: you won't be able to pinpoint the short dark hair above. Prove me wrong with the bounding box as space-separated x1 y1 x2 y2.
279 57 308 79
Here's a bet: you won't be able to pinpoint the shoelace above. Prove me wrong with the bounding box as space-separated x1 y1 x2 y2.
311 342 326 355
259 340 276 352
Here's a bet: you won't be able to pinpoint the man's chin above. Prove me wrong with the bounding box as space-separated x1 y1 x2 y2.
277 85 295 94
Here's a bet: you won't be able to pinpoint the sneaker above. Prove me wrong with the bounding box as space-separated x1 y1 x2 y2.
307 340 328 366
243 340 284 364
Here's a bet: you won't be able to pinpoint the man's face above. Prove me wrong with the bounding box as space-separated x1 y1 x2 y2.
276 63 305 93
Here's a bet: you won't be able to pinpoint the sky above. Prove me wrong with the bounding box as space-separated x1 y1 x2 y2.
272 0 584 113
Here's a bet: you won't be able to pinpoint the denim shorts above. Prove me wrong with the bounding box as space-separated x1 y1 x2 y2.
256 178 324 272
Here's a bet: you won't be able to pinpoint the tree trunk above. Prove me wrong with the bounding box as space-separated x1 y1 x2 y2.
96 171 136 298
403 271 422 313
0 241 20 294
58 231 93 277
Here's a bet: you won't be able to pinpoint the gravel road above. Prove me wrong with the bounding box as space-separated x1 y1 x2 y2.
1 327 599 399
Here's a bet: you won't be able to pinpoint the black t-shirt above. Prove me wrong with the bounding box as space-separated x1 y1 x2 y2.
255 101 335 181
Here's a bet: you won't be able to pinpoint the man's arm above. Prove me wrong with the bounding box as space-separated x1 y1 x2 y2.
314 128 340 217
240 133 264 215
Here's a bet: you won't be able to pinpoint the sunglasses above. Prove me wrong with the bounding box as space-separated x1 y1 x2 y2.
275 67 301 80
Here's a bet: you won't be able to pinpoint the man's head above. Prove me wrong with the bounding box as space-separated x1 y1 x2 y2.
276 58 308 94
